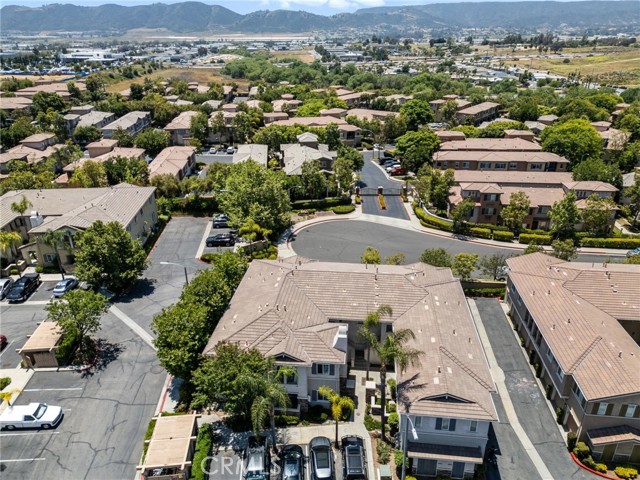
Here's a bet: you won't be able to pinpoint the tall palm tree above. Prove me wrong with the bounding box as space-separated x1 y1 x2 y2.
372 329 424 441
39 229 70 279
358 304 392 380
238 366 294 452
0 231 23 265
10 195 32 217
318 386 355 447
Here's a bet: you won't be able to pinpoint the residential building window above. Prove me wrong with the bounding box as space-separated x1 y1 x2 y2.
556 365 564 382
576 190 587 199
454 162 459 168
442 162 448 167
530 163 543 170
495 163 507 169
311 390 329 402
546 347 553 360
414 417 422 428
509 162 518 169
479 162 491 169
435 162 442 167
312 363 335 376
572 384 586 409
279 369 297 385
462 162 469 169
481 208 496 215
537 206 545 214
435 418 456 431
385 324 393 333
597 403 609 416
624 404 637 418
43 253 57 263
470 421 478 433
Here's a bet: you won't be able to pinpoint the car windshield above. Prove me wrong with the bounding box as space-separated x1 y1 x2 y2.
34 404 47 419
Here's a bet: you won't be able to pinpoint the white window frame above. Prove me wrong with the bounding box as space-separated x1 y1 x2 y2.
597 403 609 416
441 418 450 430
625 404 637 418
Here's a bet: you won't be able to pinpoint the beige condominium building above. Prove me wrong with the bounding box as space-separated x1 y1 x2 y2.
204 258 497 479
505 253 640 464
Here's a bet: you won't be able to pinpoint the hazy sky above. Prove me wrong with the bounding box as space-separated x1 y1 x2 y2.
4 0 584 15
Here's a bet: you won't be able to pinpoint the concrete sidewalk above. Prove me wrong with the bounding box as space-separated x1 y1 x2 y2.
0 367 34 414
278 199 629 258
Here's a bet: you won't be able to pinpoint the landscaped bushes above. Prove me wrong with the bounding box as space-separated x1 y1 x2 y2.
291 197 351 211
470 227 492 239
171 196 218 216
573 442 590 460
519 233 553 245
614 466 638 479
376 439 392 464
364 414 381 431
275 415 301 427
0 377 11 390
472 223 512 232
580 237 640 249
493 231 515 242
463 287 506 299
190 423 214 480
331 204 355 214
414 207 453 232
55 330 80 365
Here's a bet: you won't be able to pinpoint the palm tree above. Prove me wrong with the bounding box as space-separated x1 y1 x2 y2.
0 231 23 266
238 366 294 453
318 386 355 447
10 195 32 217
39 229 70 279
358 304 392 380
372 329 423 441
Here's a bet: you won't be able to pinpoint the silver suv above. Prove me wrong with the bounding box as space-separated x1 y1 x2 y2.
244 436 270 480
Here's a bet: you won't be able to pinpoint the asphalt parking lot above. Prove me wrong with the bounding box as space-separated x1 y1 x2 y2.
0 304 48 369
0 310 165 479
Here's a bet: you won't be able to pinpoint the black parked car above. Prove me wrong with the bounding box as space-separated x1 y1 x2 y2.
309 436 334 480
206 233 236 247
6 273 41 302
342 436 367 480
280 444 304 480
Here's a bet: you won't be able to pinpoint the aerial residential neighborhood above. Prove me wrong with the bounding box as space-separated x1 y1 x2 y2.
0 1 639 479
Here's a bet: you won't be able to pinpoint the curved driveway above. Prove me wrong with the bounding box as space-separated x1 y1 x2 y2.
290 220 617 264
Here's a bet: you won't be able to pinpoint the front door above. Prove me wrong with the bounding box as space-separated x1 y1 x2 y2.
601 444 617 462
452 461 466 479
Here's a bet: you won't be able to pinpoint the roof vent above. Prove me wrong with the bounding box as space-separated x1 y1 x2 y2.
619 351 623 358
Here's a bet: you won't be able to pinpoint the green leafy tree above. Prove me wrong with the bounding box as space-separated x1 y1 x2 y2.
152 301 210 379
0 231 22 258
317 386 355 446
420 248 452 267
2 116 37 148
623 174 640 224
581 194 616 234
150 173 182 198
572 157 622 189
500 191 531 232
359 305 393 380
540 119 603 168
10 195 33 216
35 109 66 139
400 99 434 131
73 125 102 145
130 83 144 101
32 91 66 114
331 155 355 194
336 146 364 172
111 127 135 148
190 342 274 415
74 221 148 293
385 253 405 265
450 198 475 230
478 253 509 280
523 242 545 254
134 128 170 157
238 218 272 243
220 159 290 233
300 160 327 199
509 98 539 122
551 239 577 261
103 156 149 186
619 141 640 172
361 246 381 264
395 130 440 173
382 114 408 143
440 100 460 126
38 229 70 278
558 98 609 122
548 190 581 237
71 160 108 188
45 290 109 357
452 253 479 280
253 124 302 152
415 165 455 211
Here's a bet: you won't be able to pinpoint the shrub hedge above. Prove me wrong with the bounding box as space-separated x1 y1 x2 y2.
0 377 11 390
414 207 453 232
331 204 355 214
614 466 638 479
364 414 381 431
171 196 218 216
463 287 506 298
493 231 515 242
470 227 492 239
580 237 640 249
275 415 301 427
291 197 351 210
472 223 511 232
55 330 79 366
190 423 214 480
573 442 590 460
519 233 552 245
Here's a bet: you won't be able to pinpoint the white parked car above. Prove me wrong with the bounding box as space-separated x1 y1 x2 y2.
0 278 14 300
0 403 63 430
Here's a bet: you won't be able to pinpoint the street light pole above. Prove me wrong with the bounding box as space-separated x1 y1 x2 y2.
401 412 419 480
159 261 189 286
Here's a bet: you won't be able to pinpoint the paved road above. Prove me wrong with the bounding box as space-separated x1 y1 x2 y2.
291 220 618 264
358 157 408 220
473 298 596 480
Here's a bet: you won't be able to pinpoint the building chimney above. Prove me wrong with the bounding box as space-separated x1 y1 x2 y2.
332 325 348 352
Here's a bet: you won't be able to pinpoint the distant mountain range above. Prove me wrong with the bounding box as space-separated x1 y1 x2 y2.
1 1 638 34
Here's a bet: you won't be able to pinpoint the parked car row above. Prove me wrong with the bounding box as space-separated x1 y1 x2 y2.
208 146 235 155
242 435 367 480
1 274 80 303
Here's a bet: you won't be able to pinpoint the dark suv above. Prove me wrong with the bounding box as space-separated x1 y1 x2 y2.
342 436 367 480
280 444 304 480
244 436 270 480
6 273 41 302
212 214 230 228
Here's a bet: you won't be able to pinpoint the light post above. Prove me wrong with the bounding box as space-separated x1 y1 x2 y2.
159 261 189 286
401 412 419 480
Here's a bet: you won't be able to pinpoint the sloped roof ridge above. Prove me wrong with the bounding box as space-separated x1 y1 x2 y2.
278 269 335 324
439 345 494 392
568 336 603 374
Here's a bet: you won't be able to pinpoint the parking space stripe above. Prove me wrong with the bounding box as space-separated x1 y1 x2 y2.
109 305 156 350
0 340 14 356
0 431 60 437
0 457 46 462
195 220 213 259
23 388 83 392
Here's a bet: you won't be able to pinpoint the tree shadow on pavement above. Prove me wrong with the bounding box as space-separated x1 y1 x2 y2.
114 278 156 303
81 338 123 377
